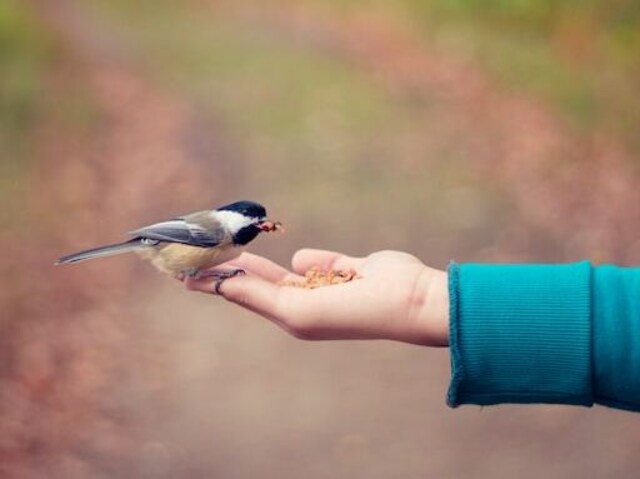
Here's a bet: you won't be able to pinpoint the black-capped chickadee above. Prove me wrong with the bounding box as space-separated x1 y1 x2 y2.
56 200 283 287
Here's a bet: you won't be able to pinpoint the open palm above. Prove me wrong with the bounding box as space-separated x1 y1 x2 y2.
185 249 449 346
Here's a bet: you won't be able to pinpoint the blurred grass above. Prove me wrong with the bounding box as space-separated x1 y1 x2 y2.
0 0 52 232
0 0 100 236
0 0 51 154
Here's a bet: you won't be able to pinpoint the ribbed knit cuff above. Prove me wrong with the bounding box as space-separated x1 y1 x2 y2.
447 262 594 408
592 266 640 412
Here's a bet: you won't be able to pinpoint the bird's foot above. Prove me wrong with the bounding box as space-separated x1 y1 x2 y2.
193 268 245 280
175 268 200 281
196 268 246 294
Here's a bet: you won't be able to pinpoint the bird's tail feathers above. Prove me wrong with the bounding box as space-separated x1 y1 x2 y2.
56 239 144 265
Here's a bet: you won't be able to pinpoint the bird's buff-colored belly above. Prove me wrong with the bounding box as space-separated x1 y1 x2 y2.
136 243 234 277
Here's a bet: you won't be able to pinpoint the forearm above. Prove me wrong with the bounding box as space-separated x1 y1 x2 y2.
447 262 640 412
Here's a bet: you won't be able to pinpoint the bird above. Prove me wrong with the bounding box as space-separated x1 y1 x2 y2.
56 200 282 290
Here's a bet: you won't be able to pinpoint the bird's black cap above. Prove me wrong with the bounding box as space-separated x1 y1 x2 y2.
217 200 267 219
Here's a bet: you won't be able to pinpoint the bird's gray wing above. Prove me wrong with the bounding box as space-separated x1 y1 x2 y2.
129 212 225 247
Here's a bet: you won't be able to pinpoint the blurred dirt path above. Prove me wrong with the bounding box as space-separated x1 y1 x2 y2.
219 2 640 263
2 1 240 477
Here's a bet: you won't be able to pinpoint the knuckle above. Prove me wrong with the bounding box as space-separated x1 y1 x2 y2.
238 294 252 306
226 290 247 305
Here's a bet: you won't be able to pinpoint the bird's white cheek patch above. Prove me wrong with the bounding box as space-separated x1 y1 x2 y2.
213 210 255 232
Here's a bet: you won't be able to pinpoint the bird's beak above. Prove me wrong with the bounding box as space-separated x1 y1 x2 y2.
258 220 284 233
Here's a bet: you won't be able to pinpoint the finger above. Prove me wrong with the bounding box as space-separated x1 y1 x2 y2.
184 275 295 333
186 273 372 340
185 274 281 313
226 276 374 341
218 275 284 313
291 248 364 275
224 253 301 283
219 276 365 339
190 274 310 332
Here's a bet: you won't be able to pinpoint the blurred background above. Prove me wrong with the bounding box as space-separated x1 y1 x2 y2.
1 0 639 477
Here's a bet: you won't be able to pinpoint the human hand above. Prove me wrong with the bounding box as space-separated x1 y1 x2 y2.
184 249 449 346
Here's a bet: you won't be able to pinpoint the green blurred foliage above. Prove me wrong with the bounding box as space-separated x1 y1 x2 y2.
0 0 52 155
0 0 54 233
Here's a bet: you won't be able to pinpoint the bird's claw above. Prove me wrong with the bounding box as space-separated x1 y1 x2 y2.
179 268 245 293
206 268 246 294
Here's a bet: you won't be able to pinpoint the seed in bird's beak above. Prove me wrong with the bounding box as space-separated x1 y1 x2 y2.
259 220 284 233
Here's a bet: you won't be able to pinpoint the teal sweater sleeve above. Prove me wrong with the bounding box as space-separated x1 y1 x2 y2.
447 262 640 412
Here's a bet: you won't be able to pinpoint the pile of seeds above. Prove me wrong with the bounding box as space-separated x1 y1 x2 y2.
280 266 360 289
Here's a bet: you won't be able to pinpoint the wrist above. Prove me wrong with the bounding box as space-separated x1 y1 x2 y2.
408 267 449 346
